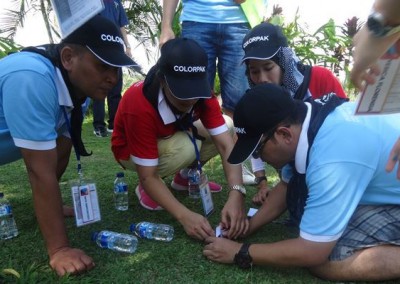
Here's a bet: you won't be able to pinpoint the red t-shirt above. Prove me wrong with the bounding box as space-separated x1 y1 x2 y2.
308 66 347 99
111 81 227 166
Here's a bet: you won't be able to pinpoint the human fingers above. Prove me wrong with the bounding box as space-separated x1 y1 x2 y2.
252 194 262 206
197 219 215 240
203 237 241 264
226 213 247 239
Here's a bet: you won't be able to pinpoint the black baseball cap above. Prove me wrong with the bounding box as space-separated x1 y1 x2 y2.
62 15 135 67
228 83 296 164
159 38 211 100
242 22 288 62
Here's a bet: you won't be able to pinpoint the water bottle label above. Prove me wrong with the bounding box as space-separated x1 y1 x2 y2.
115 184 127 193
137 222 151 238
99 231 111 247
188 172 200 183
0 205 11 216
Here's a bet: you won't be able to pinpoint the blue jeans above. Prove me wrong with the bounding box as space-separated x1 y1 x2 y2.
181 21 250 112
92 68 123 129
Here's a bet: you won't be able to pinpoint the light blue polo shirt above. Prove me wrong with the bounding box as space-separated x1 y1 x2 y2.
0 51 72 165
297 102 400 242
181 0 248 23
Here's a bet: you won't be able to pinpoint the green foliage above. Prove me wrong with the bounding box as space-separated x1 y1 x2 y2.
123 0 163 62
269 11 360 98
0 37 20 58
2 121 398 283
0 121 313 283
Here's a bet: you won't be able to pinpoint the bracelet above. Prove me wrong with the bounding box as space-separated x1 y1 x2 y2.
229 184 246 196
126 45 131 49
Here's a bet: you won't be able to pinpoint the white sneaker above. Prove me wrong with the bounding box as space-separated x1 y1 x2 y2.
242 163 256 185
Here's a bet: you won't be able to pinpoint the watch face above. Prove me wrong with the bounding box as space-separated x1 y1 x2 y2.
368 13 385 36
367 12 397 37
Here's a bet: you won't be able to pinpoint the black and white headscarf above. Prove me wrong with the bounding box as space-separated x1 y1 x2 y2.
247 47 312 100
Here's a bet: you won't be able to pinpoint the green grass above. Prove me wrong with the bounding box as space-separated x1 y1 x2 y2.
0 119 397 284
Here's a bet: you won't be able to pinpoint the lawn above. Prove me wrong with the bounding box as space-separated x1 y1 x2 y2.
0 119 397 284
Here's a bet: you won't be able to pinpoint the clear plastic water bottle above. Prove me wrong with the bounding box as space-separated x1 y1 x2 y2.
130 222 174 242
91 230 138 253
114 172 128 211
0 192 19 240
187 168 201 199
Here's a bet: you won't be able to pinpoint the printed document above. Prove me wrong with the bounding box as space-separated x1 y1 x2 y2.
356 40 400 114
50 0 104 38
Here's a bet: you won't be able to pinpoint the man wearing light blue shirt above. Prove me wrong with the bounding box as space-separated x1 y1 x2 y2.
0 15 134 276
203 83 400 282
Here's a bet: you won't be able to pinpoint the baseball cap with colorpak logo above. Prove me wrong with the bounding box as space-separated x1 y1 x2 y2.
62 15 135 67
242 22 288 62
228 83 296 164
159 38 211 100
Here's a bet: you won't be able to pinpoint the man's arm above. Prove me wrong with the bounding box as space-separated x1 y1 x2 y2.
247 180 287 235
136 164 215 240
252 171 271 205
120 27 132 58
204 236 336 268
159 0 180 46
374 0 400 26
21 145 94 276
211 131 249 239
350 0 400 90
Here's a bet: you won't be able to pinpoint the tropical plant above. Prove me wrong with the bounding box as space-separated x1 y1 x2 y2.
0 0 57 43
123 0 183 62
0 1 363 96
267 6 363 97
0 37 21 58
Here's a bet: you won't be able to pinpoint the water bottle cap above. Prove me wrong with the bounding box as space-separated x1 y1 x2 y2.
129 223 136 232
0 192 3 198
116 172 124 178
91 231 99 241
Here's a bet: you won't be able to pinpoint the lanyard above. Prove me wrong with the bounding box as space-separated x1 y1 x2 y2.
62 107 82 177
174 111 202 172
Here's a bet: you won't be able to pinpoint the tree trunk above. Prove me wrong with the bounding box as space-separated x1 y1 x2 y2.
40 0 53 43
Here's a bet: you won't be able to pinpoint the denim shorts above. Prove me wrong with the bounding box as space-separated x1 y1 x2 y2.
329 205 400 261
181 21 250 112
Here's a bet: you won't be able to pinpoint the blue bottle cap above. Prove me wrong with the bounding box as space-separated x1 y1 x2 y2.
91 231 99 241
116 172 124 178
0 193 3 198
129 224 136 232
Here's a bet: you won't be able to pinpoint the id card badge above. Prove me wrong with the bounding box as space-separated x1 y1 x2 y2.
70 179 101 227
199 173 214 216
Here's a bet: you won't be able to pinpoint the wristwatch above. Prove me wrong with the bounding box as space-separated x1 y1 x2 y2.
367 11 400 37
255 175 267 185
234 243 253 269
230 184 246 196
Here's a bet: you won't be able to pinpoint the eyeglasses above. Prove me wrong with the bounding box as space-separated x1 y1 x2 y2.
252 125 290 159
252 129 276 159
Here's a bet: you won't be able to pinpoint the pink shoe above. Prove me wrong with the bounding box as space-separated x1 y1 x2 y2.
135 184 163 211
171 172 222 193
